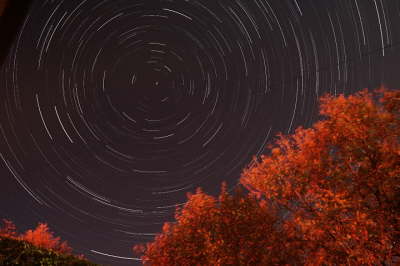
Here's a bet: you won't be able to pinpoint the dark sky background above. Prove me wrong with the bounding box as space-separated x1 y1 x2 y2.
0 0 400 265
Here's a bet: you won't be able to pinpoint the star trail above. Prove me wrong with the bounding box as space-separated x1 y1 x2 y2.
1 0 400 265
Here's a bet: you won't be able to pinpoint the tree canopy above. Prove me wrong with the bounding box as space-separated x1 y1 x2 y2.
0 219 72 254
134 186 296 265
0 219 94 264
134 88 400 265
241 88 400 264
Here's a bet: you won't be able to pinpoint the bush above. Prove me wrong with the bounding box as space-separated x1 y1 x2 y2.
0 236 97 265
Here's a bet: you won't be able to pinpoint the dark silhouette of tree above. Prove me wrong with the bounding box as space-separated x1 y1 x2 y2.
0 0 34 65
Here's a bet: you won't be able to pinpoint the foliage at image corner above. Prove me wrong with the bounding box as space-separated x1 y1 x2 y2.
0 236 98 265
0 220 98 265
133 87 400 265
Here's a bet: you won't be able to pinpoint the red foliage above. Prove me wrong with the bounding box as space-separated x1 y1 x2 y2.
0 219 72 255
241 87 400 264
135 87 400 265
134 186 295 265
21 223 72 254
0 219 17 238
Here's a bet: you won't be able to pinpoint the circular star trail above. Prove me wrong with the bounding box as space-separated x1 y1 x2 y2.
1 0 400 264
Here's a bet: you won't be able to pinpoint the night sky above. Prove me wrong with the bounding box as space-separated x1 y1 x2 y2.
1 0 400 265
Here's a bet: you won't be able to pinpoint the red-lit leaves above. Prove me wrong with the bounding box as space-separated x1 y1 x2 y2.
135 88 400 265
0 219 72 255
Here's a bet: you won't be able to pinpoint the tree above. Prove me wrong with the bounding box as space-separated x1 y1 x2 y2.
0 219 17 238
134 88 399 265
134 186 295 265
0 237 96 265
241 87 400 264
22 223 72 254
0 220 72 255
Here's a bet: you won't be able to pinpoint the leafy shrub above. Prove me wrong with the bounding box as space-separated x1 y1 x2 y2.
0 236 97 265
